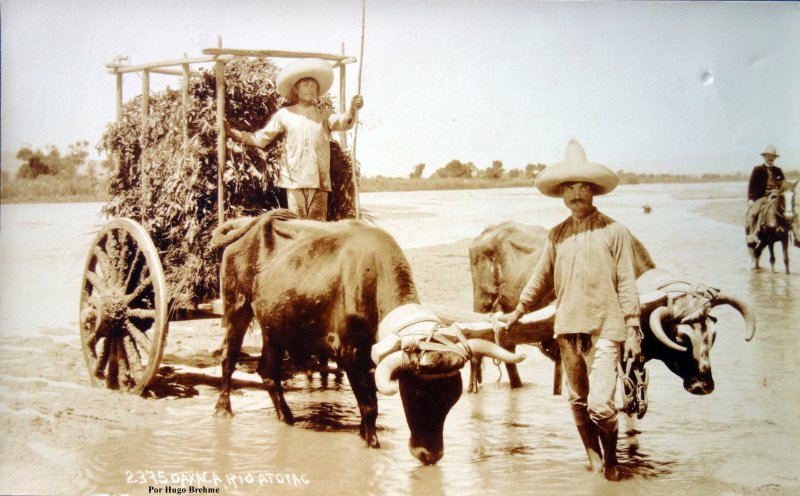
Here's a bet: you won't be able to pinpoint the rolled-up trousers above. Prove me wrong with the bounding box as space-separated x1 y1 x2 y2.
558 334 620 434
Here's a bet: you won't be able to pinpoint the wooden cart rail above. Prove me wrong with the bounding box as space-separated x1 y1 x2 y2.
106 43 357 228
82 44 360 395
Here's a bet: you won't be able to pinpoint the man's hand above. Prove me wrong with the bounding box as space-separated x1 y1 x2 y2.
498 309 522 328
351 95 364 111
747 199 754 207
623 325 643 363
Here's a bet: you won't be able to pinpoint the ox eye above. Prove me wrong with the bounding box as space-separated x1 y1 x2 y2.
708 315 718 324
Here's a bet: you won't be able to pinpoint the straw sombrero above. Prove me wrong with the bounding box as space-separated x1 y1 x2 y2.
276 58 334 100
761 144 780 158
535 139 620 197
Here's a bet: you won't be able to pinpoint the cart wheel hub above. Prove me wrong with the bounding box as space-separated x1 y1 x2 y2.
96 290 128 338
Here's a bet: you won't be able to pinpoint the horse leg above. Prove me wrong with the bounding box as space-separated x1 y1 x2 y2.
256 324 294 424
782 237 790 274
214 306 253 417
748 246 757 270
768 242 776 272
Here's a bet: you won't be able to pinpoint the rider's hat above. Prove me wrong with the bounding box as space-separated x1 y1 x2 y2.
535 139 620 197
276 58 334 100
761 145 780 158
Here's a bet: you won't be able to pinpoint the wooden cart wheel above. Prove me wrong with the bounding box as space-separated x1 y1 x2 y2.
79 218 168 394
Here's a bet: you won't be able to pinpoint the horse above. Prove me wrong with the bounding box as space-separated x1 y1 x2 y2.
749 179 798 274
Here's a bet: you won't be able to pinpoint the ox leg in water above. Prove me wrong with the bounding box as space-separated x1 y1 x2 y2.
343 364 380 448
214 308 253 416
257 337 295 424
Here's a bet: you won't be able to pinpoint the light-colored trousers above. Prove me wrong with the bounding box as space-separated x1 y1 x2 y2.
558 334 620 433
286 188 328 221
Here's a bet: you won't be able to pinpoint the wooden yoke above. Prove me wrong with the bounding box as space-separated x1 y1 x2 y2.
424 303 560 394
425 288 669 395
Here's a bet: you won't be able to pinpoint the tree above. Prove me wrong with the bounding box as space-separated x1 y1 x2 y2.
481 160 504 180
525 163 546 178
432 159 475 179
15 141 90 179
409 163 426 179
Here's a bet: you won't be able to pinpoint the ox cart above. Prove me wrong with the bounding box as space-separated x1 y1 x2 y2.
79 45 365 394
79 44 560 397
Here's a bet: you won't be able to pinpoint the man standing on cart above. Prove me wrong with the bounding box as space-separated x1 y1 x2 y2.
226 58 364 221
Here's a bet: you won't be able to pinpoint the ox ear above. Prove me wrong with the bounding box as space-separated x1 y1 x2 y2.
210 216 259 251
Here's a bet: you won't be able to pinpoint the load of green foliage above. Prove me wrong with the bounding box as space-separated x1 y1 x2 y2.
99 57 359 307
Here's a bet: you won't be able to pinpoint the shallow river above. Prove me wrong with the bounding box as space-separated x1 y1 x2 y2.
1 182 798 495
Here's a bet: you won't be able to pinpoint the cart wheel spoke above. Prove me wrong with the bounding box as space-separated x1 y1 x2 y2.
127 322 152 354
127 308 156 320
116 339 132 390
124 270 148 304
92 337 111 380
85 269 109 295
93 244 119 287
79 219 168 394
105 338 120 389
123 335 145 378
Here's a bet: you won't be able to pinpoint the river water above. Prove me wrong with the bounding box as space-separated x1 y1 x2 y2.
0 182 797 495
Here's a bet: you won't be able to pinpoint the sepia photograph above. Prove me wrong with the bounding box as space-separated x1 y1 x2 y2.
1 1 798 495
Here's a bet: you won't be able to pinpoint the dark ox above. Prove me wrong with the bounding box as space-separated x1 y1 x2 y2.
211 210 524 464
469 221 756 396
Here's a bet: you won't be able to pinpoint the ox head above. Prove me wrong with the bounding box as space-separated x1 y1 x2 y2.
645 284 756 395
371 304 525 465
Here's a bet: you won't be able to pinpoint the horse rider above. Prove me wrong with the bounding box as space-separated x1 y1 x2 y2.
745 145 785 246
226 58 364 221
500 139 643 481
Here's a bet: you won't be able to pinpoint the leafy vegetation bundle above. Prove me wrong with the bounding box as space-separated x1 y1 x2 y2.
100 57 359 307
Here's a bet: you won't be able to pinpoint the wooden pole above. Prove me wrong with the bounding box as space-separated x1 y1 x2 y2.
141 69 150 226
215 38 226 226
181 55 190 169
116 73 123 121
338 43 348 148
115 72 123 176
351 0 366 220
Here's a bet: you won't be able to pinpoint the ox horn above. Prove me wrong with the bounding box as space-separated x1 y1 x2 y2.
467 339 526 364
711 293 757 342
649 306 687 352
371 334 401 366
374 351 404 396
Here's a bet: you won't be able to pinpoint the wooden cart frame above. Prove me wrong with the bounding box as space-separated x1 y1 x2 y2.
79 43 559 397
79 44 358 394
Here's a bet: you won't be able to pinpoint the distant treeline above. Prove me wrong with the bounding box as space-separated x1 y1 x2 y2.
2 145 797 203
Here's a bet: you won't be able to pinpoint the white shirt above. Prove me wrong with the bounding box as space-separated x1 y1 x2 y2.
241 105 354 191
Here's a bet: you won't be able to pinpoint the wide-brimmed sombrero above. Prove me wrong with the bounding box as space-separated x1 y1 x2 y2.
535 139 620 197
276 58 334 100
761 144 780 158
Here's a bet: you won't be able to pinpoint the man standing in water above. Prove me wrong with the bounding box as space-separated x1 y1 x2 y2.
227 58 364 221
500 139 643 481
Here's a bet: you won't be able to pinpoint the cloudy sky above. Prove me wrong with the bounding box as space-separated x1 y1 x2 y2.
1 0 798 177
